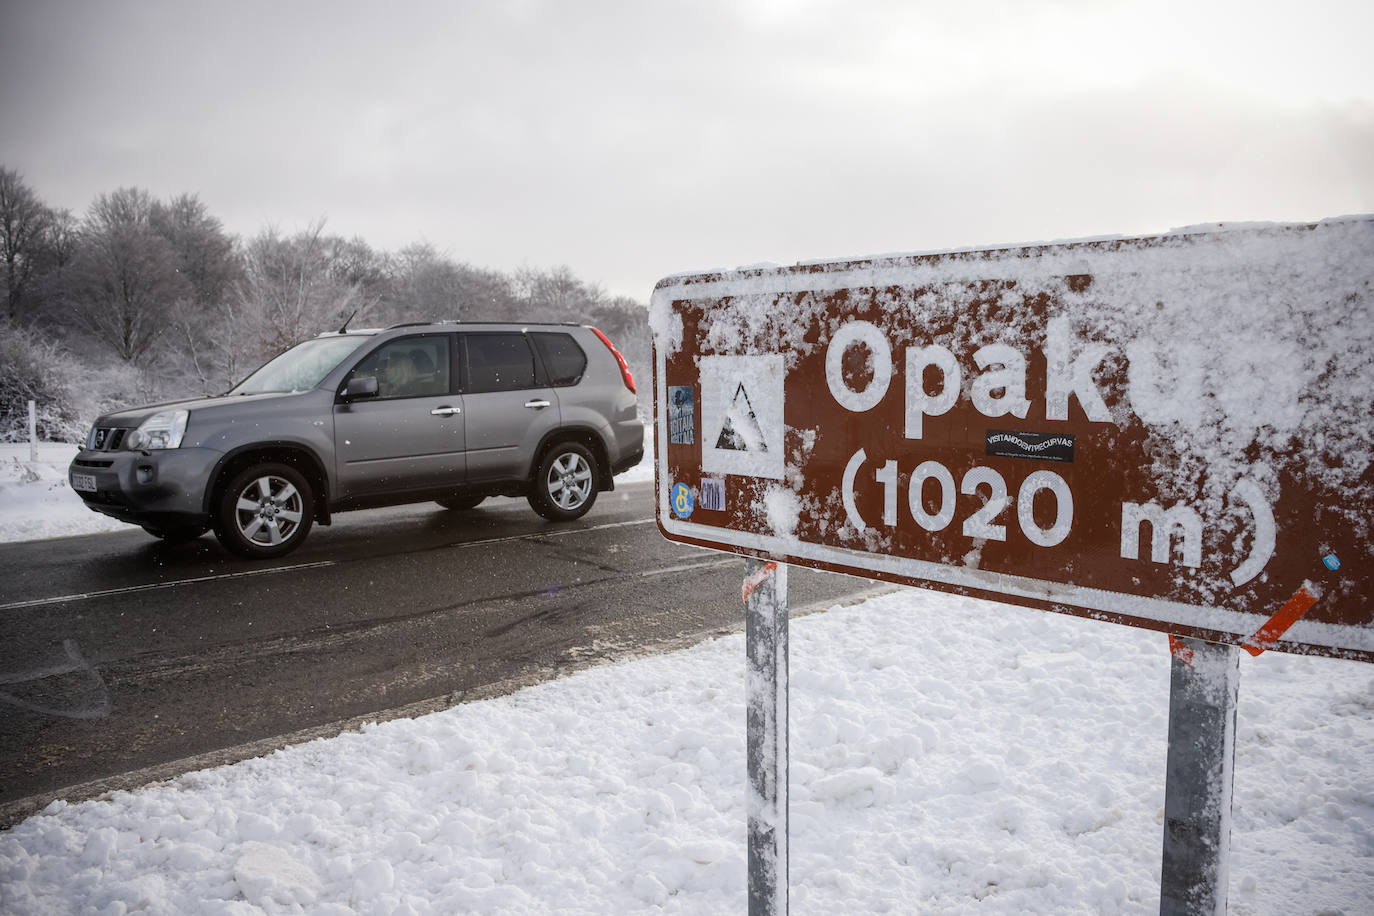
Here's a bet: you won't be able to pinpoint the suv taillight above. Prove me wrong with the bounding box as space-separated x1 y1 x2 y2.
590 327 636 394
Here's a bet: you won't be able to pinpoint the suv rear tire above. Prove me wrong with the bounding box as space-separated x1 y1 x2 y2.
214 463 314 558
528 442 599 521
437 495 485 511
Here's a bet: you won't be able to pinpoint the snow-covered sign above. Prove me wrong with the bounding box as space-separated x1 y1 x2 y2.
651 218 1374 661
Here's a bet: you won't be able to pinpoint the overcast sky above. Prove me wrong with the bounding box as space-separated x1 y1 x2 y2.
2 0 1370 300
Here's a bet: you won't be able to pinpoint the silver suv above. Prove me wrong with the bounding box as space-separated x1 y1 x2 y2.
69 322 644 558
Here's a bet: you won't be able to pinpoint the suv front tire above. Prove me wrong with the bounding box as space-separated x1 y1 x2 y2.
215 463 315 559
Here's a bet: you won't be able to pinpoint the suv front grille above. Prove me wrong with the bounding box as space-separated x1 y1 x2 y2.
90 427 130 451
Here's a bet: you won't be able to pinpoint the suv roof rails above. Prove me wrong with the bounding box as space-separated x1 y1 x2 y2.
383 319 585 330
316 327 383 337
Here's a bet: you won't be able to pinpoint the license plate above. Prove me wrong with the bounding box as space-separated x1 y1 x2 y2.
71 472 97 493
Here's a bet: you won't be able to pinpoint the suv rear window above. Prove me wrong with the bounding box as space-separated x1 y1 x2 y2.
532 332 587 386
464 333 539 392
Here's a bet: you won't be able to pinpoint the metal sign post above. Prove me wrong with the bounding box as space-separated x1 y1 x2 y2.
744 559 788 916
1160 637 1240 916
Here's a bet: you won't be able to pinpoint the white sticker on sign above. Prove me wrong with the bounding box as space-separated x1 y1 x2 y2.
700 354 785 480
700 477 726 511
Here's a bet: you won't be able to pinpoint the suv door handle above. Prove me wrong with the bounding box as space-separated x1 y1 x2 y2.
524 399 551 409
430 406 461 417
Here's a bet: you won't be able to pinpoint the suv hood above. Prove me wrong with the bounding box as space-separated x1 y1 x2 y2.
95 391 309 427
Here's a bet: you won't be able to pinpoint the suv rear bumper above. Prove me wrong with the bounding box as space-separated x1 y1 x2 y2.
69 446 222 530
609 416 645 477
611 444 644 476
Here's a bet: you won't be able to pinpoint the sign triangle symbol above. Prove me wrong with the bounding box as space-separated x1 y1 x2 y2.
715 382 768 452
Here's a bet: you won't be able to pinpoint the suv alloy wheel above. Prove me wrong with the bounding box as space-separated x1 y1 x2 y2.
215 463 315 558
528 442 599 521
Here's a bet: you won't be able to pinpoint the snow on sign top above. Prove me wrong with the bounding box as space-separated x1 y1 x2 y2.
650 217 1374 662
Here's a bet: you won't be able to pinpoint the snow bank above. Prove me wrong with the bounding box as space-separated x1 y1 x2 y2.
1 591 1370 914
0 444 131 543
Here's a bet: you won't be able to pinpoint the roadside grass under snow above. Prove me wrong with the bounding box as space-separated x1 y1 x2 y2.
0 443 1370 914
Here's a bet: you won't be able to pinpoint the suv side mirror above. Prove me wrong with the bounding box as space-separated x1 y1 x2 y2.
342 376 379 400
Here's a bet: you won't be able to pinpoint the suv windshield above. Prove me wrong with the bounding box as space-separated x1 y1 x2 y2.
230 335 372 395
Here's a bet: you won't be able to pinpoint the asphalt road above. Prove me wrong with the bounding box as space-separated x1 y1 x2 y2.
0 480 880 824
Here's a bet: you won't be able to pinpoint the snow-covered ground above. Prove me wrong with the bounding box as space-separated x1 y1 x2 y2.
0 443 134 543
0 443 1370 914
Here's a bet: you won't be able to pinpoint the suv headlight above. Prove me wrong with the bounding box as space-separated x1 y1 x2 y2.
128 410 189 450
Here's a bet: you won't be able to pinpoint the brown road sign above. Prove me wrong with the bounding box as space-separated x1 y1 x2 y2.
650 218 1374 661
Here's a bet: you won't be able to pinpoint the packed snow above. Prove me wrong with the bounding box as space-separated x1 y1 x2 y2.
0 443 1371 914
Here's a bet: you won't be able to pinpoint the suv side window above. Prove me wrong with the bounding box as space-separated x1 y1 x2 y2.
348 336 452 399
463 333 540 393
531 332 587 386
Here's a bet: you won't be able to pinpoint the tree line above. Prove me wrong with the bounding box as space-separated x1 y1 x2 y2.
0 166 650 442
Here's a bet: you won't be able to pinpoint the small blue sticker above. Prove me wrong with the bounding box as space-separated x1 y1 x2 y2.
671 482 695 518
1322 553 1341 572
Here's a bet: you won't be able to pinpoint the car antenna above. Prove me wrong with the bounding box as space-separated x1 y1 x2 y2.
338 308 360 333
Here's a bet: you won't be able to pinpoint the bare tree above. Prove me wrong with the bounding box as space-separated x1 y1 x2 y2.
149 193 241 393
0 167 54 323
40 207 78 270
8 169 651 413
64 188 192 364
450 262 517 321
325 235 388 308
384 243 465 323
151 193 238 307
233 221 368 367
513 264 605 322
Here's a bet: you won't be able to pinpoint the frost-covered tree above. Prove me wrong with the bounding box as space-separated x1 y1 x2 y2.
385 243 464 323
151 193 238 310
382 243 516 325
326 235 388 309
64 188 192 364
232 222 371 370
148 194 241 394
0 167 55 323
0 318 85 442
513 264 605 322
